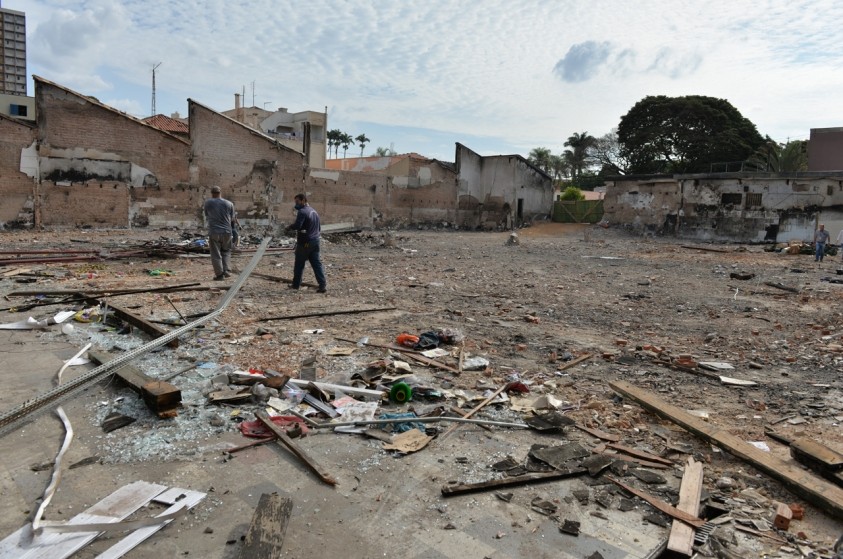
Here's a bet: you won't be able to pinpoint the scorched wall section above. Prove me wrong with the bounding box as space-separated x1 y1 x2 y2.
0 115 35 227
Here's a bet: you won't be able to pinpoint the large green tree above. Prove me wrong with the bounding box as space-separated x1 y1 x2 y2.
617 95 764 174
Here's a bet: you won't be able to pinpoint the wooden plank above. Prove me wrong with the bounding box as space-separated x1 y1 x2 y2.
574 423 620 442
598 451 670 470
88 351 181 418
441 468 587 497
0 481 167 559
667 457 704 555
436 382 509 443
97 301 178 348
607 442 674 466
610 380 843 520
607 476 705 528
790 437 843 470
256 411 338 486
95 488 205 559
402 351 461 374
237 494 293 559
557 353 592 371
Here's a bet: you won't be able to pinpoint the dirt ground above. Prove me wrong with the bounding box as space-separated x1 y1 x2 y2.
0 222 841 558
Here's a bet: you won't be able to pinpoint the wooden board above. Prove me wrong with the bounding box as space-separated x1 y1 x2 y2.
610 380 843 520
0 481 167 559
790 437 843 470
97 301 178 348
441 468 587 497
88 351 181 417
237 494 293 559
256 411 337 486
667 457 704 555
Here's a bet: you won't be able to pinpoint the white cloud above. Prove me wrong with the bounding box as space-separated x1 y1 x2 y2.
19 0 843 160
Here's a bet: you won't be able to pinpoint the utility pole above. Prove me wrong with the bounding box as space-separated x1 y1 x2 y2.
251 80 256 107
151 62 162 117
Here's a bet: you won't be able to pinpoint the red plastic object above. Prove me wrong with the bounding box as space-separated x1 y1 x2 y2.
396 333 420 347
240 415 309 438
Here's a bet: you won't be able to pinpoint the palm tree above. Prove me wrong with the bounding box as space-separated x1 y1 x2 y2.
326 129 342 159
564 131 597 180
375 146 395 156
549 154 571 182
528 147 552 174
355 134 370 157
745 137 807 172
340 132 354 158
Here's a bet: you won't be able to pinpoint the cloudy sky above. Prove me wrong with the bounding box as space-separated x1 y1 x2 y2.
14 0 843 162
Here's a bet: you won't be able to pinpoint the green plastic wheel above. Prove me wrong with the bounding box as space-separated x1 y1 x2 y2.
389 382 413 404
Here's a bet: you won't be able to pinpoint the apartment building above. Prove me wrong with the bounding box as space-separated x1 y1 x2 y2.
0 6 26 96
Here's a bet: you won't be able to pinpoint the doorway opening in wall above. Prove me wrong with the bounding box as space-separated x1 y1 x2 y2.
517 198 524 225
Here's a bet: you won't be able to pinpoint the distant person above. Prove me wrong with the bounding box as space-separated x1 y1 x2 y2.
203 186 236 280
285 194 327 293
814 223 830 263
232 216 242 249
837 228 843 262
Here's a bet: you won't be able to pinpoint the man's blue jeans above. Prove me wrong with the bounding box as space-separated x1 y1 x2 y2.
816 242 826 262
293 239 326 288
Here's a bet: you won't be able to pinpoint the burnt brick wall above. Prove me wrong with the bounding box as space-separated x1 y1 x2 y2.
35 79 189 187
190 101 305 226
0 117 36 227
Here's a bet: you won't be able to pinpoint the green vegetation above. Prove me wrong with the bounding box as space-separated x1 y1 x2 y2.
617 95 764 174
559 186 585 201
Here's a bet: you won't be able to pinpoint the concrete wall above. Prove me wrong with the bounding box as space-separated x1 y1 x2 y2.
0 115 35 227
455 143 553 228
808 127 843 171
604 172 843 242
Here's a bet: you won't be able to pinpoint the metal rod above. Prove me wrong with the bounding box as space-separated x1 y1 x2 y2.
304 416 529 430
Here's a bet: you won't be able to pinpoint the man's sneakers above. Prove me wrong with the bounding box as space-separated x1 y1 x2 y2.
317 286 327 293
223 272 232 278
213 274 225 281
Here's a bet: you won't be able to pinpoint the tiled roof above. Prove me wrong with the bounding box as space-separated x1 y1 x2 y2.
143 114 189 134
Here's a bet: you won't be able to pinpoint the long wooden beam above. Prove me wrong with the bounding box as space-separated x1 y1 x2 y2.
609 380 843 520
256 411 337 486
441 468 586 497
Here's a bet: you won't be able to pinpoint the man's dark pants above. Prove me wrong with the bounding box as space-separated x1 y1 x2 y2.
292 240 326 288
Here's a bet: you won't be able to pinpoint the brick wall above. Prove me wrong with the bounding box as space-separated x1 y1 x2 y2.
35 78 189 187
41 181 130 227
0 116 35 227
190 100 305 228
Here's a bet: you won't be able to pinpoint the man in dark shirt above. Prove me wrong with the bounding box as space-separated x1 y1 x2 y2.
285 194 327 293
203 186 236 280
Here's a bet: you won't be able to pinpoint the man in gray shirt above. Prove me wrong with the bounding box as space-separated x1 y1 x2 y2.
203 186 236 280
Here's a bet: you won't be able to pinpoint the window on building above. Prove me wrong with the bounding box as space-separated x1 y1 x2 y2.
745 193 762 207
720 193 743 206
9 104 28 117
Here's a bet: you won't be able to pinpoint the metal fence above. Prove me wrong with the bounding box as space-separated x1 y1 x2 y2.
552 200 604 223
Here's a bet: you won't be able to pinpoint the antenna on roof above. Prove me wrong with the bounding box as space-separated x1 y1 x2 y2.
151 62 162 117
